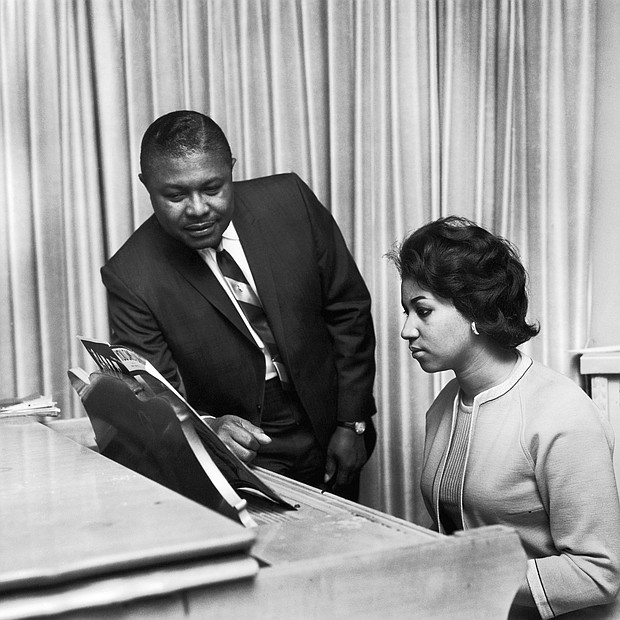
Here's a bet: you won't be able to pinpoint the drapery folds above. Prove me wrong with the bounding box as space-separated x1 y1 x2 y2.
0 0 603 522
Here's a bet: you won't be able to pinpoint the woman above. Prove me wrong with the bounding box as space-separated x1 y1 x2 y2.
389 216 620 618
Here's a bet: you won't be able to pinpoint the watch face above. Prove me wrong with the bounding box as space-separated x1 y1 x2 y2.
354 421 366 434
338 420 367 434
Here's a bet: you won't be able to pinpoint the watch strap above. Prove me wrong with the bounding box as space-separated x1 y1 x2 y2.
337 421 366 434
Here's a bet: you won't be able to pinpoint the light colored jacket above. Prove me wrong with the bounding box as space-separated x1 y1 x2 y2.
421 353 620 618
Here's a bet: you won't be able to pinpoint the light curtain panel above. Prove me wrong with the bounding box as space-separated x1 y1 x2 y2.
0 0 610 522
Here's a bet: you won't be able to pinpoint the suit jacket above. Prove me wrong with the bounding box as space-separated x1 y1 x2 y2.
101 173 376 451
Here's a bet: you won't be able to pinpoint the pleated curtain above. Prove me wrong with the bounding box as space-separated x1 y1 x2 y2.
0 0 605 523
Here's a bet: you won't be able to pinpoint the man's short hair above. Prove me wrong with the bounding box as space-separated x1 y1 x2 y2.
140 110 232 174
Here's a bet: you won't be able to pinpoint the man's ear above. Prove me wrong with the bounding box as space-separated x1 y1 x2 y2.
231 157 237 170
138 172 145 186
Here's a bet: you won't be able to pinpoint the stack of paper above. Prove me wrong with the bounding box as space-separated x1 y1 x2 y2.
0 393 60 418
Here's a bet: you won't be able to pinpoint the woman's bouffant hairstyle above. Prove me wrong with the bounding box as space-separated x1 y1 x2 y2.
388 215 539 349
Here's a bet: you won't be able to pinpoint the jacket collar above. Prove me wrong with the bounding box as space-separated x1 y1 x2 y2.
434 351 534 533
231 188 286 351
148 185 287 352
470 351 533 407
150 214 254 344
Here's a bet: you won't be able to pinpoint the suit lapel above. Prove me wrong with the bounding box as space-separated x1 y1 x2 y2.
233 189 287 354
155 221 255 344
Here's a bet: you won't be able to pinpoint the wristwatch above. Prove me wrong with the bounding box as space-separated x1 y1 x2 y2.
337 421 367 435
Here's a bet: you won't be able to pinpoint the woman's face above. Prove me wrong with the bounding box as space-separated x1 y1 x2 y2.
400 278 474 374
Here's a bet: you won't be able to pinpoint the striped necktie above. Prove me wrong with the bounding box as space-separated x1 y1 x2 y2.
216 248 290 389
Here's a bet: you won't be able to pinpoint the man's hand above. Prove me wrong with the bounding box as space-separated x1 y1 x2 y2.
323 426 368 490
204 415 271 463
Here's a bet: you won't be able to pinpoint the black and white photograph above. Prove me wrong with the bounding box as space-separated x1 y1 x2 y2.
2 1 620 618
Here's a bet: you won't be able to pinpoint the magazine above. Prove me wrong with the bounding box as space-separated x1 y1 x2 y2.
71 336 296 527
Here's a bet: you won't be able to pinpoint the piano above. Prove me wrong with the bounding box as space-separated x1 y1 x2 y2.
0 416 526 619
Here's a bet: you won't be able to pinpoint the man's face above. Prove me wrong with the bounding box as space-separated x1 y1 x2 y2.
140 151 235 250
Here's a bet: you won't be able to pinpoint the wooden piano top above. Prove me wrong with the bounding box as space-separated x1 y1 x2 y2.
0 417 527 619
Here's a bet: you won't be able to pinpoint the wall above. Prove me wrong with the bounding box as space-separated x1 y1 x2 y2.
590 0 620 348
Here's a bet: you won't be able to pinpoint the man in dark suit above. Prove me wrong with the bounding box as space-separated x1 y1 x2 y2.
101 110 376 499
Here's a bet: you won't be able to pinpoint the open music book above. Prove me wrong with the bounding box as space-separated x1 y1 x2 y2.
69 336 296 527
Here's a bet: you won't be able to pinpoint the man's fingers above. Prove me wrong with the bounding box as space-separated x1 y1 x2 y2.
336 465 355 488
324 456 336 484
206 415 271 463
235 418 272 445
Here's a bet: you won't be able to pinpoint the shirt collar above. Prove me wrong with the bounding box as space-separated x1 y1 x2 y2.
199 222 238 259
222 221 239 241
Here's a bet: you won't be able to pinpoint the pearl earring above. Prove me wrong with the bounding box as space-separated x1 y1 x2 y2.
471 322 480 336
